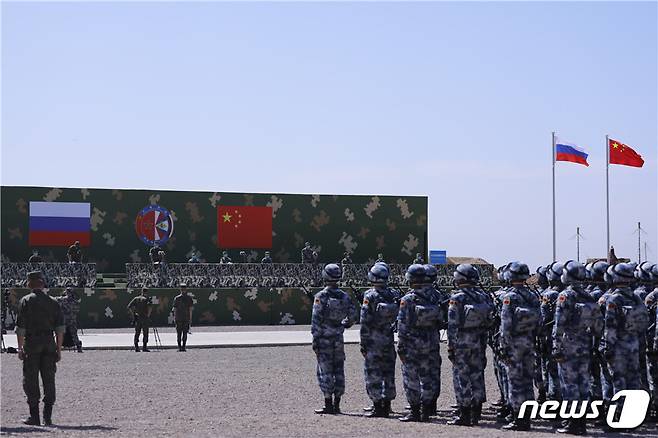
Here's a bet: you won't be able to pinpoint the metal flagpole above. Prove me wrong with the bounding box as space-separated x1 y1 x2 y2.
552 131 556 262
605 135 610 257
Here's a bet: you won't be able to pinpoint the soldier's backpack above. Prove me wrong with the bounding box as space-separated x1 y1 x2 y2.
512 290 541 334
461 290 495 330
620 300 650 333
574 301 604 335
326 296 348 322
376 302 399 324
414 303 442 327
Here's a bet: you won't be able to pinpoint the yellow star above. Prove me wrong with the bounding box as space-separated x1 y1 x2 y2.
612 142 619 149
222 212 232 223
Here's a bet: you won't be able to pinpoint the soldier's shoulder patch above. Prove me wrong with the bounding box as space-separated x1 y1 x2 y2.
503 298 511 305
607 302 616 310
542 297 549 304
646 298 654 306
363 299 369 305
314 298 321 305
558 294 567 303
449 300 457 306
400 300 406 306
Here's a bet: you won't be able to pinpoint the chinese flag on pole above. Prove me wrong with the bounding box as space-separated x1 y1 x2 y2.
609 139 644 167
217 206 272 248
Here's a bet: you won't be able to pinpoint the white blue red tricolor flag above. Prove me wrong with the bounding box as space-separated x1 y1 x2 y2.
29 201 91 246
555 139 589 166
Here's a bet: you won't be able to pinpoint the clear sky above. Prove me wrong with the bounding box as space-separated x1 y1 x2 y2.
2 1 656 269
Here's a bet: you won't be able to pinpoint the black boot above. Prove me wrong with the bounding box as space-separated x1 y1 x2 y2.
333 396 341 414
76 341 83 353
142 344 150 352
400 404 421 422
43 404 53 426
471 402 482 425
22 405 40 426
502 410 531 431
537 388 547 404
382 399 391 417
496 404 512 422
314 397 334 415
420 403 433 422
366 400 385 418
134 343 140 352
448 406 472 426
557 418 586 435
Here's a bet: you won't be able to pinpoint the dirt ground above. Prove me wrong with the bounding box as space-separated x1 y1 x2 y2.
1 343 655 437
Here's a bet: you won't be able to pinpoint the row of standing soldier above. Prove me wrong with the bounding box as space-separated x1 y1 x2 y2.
310 259 658 434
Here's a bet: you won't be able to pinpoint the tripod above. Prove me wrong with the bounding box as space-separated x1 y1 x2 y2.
152 327 163 349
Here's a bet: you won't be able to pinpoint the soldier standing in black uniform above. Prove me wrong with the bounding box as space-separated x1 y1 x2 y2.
15 271 65 426
172 284 194 352
127 288 152 352
261 251 273 263
28 251 42 263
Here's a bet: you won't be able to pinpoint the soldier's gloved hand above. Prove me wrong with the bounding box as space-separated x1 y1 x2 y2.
55 349 61 363
397 348 406 364
360 345 367 357
447 348 455 362
603 348 614 362
646 349 658 360
18 349 25 361
312 339 319 353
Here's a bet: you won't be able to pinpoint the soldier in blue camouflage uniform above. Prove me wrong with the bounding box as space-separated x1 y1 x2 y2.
56 287 82 353
552 261 602 435
447 264 494 426
635 262 655 395
397 264 443 422
540 262 564 403
533 266 549 404
360 263 399 418
640 263 658 422
499 262 541 431
584 261 609 403
491 265 512 421
601 263 649 398
424 264 449 418
312 263 357 415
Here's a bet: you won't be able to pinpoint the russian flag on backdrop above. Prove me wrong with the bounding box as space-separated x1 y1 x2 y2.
29 202 91 247
555 139 589 166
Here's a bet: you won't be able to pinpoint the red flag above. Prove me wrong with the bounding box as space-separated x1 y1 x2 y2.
217 206 272 249
609 139 644 167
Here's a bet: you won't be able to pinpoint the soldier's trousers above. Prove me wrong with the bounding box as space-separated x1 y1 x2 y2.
558 356 590 401
609 344 641 394
542 355 562 399
589 352 603 400
364 346 396 402
429 346 441 401
452 344 486 406
504 345 535 412
176 321 190 347
134 320 149 346
493 354 509 402
639 340 649 391
23 340 57 407
600 360 614 401
401 349 435 406
66 323 81 347
648 353 658 410
315 336 346 398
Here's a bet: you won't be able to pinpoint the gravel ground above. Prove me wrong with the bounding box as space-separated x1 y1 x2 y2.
1 344 655 437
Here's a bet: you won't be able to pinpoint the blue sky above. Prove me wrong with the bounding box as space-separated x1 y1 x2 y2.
2 1 656 268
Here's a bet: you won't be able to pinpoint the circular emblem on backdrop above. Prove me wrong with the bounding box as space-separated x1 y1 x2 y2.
135 205 175 246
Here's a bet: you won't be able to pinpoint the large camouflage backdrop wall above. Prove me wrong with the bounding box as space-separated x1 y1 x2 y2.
1 186 428 272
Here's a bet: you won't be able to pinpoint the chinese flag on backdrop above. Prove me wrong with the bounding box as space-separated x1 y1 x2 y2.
609 138 644 167
217 206 272 248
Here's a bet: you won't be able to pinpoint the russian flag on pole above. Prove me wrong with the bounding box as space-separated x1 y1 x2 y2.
29 202 91 246
555 139 589 166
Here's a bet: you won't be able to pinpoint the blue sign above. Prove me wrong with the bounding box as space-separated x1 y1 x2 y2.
430 250 447 264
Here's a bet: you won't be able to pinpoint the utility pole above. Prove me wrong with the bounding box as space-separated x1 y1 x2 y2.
569 227 585 262
633 222 647 263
